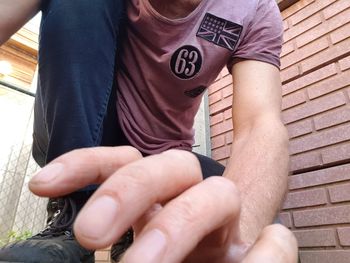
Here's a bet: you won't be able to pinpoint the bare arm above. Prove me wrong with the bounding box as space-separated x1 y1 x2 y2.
0 0 41 45
224 60 289 244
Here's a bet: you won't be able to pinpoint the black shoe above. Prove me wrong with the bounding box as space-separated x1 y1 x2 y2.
0 193 95 263
110 229 133 263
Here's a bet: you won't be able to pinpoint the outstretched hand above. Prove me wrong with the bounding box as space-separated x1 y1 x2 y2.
29 146 298 263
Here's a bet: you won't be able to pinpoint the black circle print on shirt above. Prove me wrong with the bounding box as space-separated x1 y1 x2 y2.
170 45 202 80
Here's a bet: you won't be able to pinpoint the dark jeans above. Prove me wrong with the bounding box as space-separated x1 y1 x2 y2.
32 0 225 179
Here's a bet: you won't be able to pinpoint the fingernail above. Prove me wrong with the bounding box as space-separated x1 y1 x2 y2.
125 229 167 263
30 163 64 184
76 195 119 239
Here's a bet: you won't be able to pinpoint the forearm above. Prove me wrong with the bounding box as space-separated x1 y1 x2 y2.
0 0 41 45
223 118 289 244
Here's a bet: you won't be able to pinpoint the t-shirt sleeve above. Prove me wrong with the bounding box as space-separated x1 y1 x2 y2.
228 0 284 70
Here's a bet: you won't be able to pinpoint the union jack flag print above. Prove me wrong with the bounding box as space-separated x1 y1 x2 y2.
196 13 243 51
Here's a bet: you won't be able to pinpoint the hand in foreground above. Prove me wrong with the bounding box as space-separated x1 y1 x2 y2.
29 146 298 263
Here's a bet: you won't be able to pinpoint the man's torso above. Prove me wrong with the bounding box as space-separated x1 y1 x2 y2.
149 0 202 19
116 0 282 154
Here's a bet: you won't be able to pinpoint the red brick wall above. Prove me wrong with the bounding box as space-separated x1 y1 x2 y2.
95 247 111 263
209 0 350 262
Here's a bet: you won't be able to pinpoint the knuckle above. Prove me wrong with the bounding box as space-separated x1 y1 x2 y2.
123 164 150 187
161 150 202 180
146 198 200 239
162 149 199 165
171 195 201 224
263 225 298 261
206 176 240 199
72 147 100 162
264 224 294 240
278 225 298 248
162 149 188 156
118 164 157 201
204 177 241 216
122 146 143 159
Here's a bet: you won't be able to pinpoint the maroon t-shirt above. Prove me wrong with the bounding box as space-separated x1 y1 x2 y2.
116 0 283 154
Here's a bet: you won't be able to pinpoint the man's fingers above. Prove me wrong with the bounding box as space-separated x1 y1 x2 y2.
73 150 203 249
241 224 298 263
29 146 142 197
133 204 163 236
121 177 241 263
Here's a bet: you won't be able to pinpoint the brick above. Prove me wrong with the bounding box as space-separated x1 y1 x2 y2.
337 227 350 246
211 134 225 149
282 90 306 110
293 205 350 227
283 188 327 209
209 91 221 105
278 212 292 228
215 72 222 82
282 63 337 95
296 8 350 47
300 250 350 263
281 40 294 58
209 75 232 94
282 92 346 124
286 119 313 138
288 163 350 190
290 151 322 172
215 67 230 82
215 67 230 81
283 13 322 42
281 36 329 69
289 0 335 26
323 0 350 20
329 182 350 203
322 142 350 164
221 66 230 77
293 229 336 247
339 56 350 71
330 22 350 45
218 159 227 166
225 131 233 144
95 250 109 261
224 109 232 119
212 145 231 160
210 119 233 137
215 67 229 81
307 70 350 99
210 96 232 115
314 106 350 130
210 112 224 126
290 122 350 154
281 64 300 84
281 0 315 19
222 85 233 98
301 37 350 73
